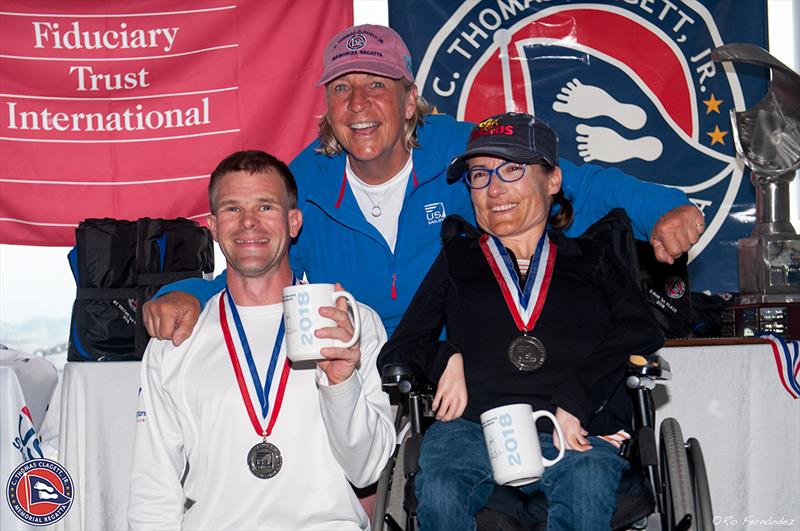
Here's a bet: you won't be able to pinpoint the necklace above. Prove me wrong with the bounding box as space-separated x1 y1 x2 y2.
341 155 415 217
362 183 392 217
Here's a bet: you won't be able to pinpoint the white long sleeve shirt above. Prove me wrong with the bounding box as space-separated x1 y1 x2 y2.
128 293 394 530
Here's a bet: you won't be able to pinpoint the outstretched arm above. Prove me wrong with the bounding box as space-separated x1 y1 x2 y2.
144 272 227 345
559 159 703 262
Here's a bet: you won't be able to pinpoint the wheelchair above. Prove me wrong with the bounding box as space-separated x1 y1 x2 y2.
373 353 714 531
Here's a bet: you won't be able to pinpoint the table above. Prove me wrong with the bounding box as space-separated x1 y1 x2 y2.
657 341 800 529
1 350 58 531
53 345 799 531
55 362 141 531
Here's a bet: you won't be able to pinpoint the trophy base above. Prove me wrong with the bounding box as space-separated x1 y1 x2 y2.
738 234 800 303
738 292 800 304
722 302 800 339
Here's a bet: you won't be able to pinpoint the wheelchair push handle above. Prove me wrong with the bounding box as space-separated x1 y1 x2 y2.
533 409 566 467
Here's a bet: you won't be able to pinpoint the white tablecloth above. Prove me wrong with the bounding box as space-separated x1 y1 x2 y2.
55 362 141 531
1 351 58 531
658 343 800 529
0 350 59 432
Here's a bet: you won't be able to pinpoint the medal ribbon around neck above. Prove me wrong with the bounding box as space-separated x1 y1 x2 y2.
479 233 557 332
219 285 293 438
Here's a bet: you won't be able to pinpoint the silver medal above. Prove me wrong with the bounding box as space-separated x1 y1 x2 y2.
247 441 282 479
507 335 546 372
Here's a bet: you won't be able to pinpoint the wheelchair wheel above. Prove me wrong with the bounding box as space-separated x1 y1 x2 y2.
659 418 694 530
687 438 714 530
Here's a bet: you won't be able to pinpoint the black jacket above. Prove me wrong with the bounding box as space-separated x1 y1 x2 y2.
378 216 664 434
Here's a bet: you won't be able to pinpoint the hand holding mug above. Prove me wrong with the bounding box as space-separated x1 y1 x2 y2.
316 283 361 385
282 282 361 385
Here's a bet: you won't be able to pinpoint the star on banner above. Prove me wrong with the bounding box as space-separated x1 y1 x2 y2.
707 125 728 145
703 94 723 114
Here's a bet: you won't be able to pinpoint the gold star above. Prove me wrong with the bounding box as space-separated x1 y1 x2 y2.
430 106 441 115
703 94 723 114
707 125 728 145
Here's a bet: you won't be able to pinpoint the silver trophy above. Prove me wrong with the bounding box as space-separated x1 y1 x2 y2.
712 44 800 304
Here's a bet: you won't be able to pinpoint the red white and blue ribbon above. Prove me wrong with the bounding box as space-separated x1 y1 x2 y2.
479 233 557 332
219 290 292 437
758 332 800 400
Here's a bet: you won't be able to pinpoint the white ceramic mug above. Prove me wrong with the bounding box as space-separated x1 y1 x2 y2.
281 283 361 362
480 403 566 487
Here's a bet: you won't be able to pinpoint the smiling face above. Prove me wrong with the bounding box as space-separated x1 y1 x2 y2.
208 170 302 280
325 73 417 182
469 156 562 254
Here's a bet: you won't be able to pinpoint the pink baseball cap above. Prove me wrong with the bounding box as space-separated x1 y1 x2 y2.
317 24 414 86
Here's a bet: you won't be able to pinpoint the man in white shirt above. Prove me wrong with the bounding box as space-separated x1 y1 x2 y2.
128 150 394 530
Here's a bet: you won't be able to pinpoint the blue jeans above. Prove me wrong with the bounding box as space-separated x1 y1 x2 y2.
415 418 629 531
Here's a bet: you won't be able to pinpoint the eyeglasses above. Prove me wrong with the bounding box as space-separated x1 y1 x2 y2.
463 161 527 189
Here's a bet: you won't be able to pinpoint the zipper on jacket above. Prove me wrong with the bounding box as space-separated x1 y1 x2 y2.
391 272 397 300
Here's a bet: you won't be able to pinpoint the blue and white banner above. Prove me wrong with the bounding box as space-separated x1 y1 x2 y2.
390 0 768 293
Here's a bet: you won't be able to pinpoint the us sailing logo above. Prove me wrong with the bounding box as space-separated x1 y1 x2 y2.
6 459 74 526
424 202 447 224
416 1 745 274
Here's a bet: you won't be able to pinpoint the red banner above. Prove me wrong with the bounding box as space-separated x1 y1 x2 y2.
0 0 352 245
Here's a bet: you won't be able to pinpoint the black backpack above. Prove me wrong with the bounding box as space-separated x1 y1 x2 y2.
578 209 693 338
68 217 215 361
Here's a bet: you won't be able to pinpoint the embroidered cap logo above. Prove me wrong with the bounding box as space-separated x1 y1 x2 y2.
347 34 367 51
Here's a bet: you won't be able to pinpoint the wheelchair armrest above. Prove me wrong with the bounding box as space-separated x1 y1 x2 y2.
382 362 414 394
381 362 435 395
627 354 671 381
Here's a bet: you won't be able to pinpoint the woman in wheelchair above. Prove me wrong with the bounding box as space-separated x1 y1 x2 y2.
377 112 664 531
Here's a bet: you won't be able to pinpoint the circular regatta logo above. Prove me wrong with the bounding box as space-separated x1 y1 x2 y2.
665 276 687 299
6 459 73 526
416 1 746 277
347 34 367 51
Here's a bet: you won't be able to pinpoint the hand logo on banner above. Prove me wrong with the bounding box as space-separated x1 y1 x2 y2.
407 0 766 293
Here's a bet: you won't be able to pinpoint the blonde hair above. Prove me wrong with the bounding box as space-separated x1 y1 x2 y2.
315 81 434 157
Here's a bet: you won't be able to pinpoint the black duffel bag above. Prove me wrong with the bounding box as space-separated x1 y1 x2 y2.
68 217 214 361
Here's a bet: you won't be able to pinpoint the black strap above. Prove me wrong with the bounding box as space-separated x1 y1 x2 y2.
76 288 137 299
137 271 203 286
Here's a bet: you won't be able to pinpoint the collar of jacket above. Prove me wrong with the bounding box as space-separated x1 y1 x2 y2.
302 114 458 214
